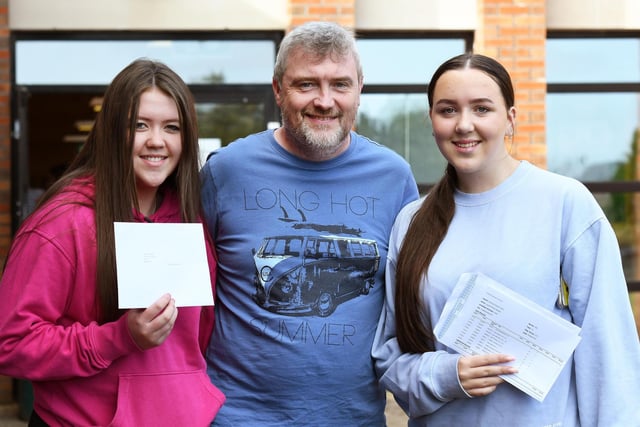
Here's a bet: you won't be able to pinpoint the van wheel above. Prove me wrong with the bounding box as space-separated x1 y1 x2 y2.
316 292 335 317
361 280 372 295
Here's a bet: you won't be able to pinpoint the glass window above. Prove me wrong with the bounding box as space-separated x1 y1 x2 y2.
357 39 466 84
16 39 276 85
356 36 468 186
546 93 639 180
197 101 266 146
357 93 446 184
547 38 640 83
546 36 640 183
594 190 640 284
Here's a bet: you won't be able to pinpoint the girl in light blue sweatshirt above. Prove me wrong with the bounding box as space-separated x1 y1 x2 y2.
372 53 640 427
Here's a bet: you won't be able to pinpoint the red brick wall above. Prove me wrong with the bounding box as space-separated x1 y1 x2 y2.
288 0 355 29
475 0 547 168
0 0 12 405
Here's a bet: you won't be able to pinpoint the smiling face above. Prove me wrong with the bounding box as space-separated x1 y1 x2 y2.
429 67 517 192
273 48 363 161
132 87 182 213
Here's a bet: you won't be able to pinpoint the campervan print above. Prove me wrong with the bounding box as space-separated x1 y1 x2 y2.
252 233 380 317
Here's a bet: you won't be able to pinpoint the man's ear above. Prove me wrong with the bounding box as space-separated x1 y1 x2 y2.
272 78 282 104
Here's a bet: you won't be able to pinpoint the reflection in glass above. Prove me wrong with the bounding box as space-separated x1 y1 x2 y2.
594 191 640 285
547 38 640 83
16 40 275 85
197 102 265 146
357 39 466 84
546 93 640 181
357 94 446 185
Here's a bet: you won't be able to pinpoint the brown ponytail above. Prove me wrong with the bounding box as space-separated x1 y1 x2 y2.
395 164 457 353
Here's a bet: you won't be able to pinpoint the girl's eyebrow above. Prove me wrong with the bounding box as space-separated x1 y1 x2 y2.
470 97 495 104
434 97 495 105
434 99 456 106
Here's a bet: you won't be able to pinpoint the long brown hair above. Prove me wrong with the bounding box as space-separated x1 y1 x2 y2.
35 58 201 322
394 53 515 353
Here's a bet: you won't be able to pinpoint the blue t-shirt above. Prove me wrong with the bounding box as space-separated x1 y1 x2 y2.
201 130 419 426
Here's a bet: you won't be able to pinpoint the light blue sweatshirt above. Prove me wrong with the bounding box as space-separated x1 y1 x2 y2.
372 161 640 427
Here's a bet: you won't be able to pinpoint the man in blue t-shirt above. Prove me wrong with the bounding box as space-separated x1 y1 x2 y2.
201 21 419 426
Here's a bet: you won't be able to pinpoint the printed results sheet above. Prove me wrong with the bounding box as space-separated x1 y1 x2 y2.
433 272 581 402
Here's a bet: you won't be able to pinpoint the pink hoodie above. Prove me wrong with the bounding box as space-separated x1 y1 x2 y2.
0 179 225 426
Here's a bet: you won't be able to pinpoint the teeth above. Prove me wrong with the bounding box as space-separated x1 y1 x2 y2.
143 156 165 161
456 142 478 148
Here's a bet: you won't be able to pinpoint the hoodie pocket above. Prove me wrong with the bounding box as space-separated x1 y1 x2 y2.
108 370 225 427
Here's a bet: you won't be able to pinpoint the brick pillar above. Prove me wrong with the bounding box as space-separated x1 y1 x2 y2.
475 0 547 168
0 0 12 406
288 0 355 30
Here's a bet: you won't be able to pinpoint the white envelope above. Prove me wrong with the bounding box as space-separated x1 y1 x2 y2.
114 222 214 308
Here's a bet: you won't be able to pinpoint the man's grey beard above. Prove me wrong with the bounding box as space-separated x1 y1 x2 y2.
282 116 349 160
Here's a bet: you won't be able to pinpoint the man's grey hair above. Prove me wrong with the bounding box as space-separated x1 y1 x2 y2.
273 21 363 85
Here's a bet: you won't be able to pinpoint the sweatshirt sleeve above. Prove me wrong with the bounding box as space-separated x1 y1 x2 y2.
371 210 470 418
561 216 640 426
198 222 217 355
0 228 140 381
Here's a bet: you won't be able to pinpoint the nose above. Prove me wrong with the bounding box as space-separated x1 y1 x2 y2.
313 85 335 110
455 110 473 134
146 127 165 147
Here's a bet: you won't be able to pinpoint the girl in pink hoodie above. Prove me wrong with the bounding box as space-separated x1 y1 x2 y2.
0 59 225 426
